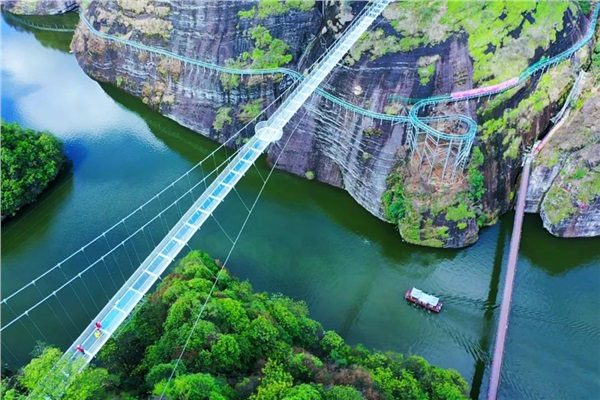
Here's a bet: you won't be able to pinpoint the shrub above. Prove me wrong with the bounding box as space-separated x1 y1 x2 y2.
572 168 586 179
579 1 592 14
363 127 382 137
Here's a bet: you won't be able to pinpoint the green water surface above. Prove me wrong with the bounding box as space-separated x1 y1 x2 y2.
1 13 599 399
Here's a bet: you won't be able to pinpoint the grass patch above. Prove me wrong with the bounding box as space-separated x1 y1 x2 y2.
445 203 476 222
418 64 436 85
383 0 570 84
258 0 315 18
544 184 577 224
213 107 233 132
237 99 263 123
238 7 256 19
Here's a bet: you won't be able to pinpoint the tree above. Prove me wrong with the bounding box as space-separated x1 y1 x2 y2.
209 298 250 334
11 251 468 399
246 315 280 357
12 346 112 399
211 334 241 372
281 383 322 399
153 373 232 400
250 360 294 400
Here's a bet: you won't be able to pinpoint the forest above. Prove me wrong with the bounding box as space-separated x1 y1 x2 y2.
0 121 67 220
1 251 469 399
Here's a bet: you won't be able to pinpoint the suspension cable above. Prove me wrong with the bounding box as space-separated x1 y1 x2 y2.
160 104 313 396
1 84 296 321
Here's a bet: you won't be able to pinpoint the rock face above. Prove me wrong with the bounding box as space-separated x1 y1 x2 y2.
527 73 600 237
69 0 595 247
1 0 79 15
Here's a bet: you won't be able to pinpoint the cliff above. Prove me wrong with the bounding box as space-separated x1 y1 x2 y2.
527 70 600 237
65 1 595 246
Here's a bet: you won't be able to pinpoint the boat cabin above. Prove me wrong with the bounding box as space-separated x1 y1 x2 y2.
405 287 443 313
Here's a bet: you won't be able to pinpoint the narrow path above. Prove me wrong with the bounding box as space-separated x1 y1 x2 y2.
487 157 532 399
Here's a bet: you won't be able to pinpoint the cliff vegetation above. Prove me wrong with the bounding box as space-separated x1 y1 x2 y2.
1 251 469 399
528 32 600 237
67 0 595 245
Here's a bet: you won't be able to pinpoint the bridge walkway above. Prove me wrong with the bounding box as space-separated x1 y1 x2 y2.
487 156 531 399
60 0 391 370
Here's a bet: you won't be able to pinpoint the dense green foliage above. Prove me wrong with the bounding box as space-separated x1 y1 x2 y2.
1 121 67 220
256 0 315 18
382 172 407 224
1 346 114 399
578 1 592 14
239 1 308 20
591 28 600 84
466 147 485 203
219 25 292 90
3 251 469 399
351 1 571 83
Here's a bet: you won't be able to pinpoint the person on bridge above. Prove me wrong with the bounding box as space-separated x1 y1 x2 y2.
95 321 102 329
76 345 85 355
94 330 101 339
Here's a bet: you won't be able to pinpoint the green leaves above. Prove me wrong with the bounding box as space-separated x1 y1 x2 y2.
211 334 241 372
8 251 468 399
467 147 485 202
382 173 407 224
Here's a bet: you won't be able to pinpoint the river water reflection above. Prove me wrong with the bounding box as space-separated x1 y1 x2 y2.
1 13 599 399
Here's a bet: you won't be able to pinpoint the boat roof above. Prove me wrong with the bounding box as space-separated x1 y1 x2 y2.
410 287 440 306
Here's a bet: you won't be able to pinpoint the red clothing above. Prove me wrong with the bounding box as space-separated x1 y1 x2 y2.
95 321 102 329
76 345 85 354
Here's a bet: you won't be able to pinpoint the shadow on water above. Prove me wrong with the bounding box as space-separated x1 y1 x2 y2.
1 167 74 254
519 213 600 275
100 82 455 261
99 83 225 166
469 220 507 399
1 12 77 53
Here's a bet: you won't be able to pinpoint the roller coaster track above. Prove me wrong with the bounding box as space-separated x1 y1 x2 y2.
410 4 599 142
64 3 600 157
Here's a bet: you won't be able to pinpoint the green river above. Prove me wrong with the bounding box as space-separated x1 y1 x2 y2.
1 13 599 399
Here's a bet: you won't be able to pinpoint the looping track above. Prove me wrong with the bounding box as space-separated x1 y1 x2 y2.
75 4 599 160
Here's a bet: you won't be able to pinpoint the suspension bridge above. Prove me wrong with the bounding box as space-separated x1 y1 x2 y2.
2 1 599 398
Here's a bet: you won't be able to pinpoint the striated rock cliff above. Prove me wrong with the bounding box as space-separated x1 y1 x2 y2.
69 0 595 247
527 71 600 237
2 0 79 15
